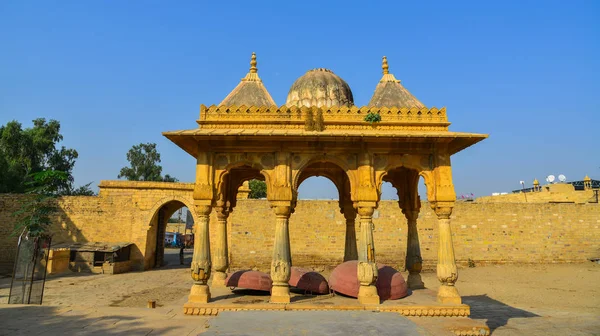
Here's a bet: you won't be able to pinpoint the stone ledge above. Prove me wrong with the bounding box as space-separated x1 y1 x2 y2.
183 302 470 317
98 180 195 191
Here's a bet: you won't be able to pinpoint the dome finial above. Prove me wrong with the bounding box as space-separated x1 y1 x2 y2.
241 52 260 82
250 52 257 74
382 56 389 75
378 56 400 83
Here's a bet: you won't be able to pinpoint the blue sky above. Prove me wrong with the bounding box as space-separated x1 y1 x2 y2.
1 1 598 200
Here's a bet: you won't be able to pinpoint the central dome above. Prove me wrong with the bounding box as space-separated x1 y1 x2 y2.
286 68 354 108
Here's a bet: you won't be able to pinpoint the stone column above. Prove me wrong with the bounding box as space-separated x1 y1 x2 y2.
270 205 293 303
434 204 461 304
342 204 358 261
212 206 229 288
188 205 212 304
356 205 380 305
403 208 425 289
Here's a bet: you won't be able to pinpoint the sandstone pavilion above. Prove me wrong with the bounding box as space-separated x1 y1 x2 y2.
163 53 488 318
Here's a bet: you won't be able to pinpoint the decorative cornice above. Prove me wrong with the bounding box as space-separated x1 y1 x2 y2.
199 104 449 131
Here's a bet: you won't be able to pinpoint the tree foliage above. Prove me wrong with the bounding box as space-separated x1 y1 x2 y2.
0 119 94 195
248 179 267 199
118 143 178 182
12 170 67 237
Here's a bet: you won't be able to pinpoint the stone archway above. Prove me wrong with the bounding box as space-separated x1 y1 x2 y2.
145 197 196 270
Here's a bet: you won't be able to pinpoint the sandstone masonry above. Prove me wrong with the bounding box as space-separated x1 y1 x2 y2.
1 181 598 275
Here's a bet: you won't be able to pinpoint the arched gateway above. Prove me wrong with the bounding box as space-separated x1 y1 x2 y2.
163 53 487 314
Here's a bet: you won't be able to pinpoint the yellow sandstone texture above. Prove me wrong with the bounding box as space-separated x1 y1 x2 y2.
1 185 598 275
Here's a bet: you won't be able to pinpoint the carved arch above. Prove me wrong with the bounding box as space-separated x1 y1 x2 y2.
419 170 436 204
147 195 197 227
215 159 272 210
375 156 426 196
293 154 357 200
376 165 433 208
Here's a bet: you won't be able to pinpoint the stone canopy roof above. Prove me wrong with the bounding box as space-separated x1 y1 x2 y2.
219 53 276 107
368 56 426 108
163 54 488 158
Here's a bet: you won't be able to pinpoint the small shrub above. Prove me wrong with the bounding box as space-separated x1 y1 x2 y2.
364 112 381 123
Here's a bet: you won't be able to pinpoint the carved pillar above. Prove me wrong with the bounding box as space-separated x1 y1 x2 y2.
270 204 293 303
403 205 424 289
434 204 461 304
188 204 212 304
342 204 358 261
356 204 379 305
212 206 229 288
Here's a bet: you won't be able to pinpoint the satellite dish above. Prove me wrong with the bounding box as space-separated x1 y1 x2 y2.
558 174 566 182
546 175 555 183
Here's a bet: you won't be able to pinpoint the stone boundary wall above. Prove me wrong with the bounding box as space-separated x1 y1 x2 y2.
1 189 599 275
225 200 600 271
0 181 198 275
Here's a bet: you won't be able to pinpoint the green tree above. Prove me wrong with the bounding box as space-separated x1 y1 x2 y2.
12 170 67 237
0 119 94 195
248 179 267 199
118 143 179 182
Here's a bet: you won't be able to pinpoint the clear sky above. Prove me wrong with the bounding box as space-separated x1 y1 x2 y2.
1 1 598 200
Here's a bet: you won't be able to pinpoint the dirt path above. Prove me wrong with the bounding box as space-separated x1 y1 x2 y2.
1 255 599 334
2 257 598 313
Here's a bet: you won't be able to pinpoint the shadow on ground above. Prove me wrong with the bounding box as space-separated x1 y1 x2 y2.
464 294 539 334
0 305 185 335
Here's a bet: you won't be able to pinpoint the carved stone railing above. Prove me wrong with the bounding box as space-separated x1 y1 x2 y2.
197 105 450 131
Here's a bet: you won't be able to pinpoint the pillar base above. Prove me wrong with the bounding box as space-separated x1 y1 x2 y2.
188 283 211 304
211 271 227 288
270 285 291 304
437 284 461 304
407 272 425 289
358 285 380 305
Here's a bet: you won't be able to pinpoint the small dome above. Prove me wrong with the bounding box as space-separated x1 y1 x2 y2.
286 68 354 108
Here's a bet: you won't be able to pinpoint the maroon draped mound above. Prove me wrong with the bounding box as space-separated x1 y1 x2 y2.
376 265 408 300
288 267 329 294
328 261 360 297
225 270 272 292
328 261 408 300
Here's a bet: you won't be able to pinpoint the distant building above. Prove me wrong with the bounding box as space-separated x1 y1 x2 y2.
480 175 598 204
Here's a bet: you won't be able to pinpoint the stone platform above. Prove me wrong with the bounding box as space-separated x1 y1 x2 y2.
184 287 471 318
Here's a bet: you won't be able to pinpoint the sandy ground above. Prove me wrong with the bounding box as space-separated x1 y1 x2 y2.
0 249 194 308
1 251 599 312
424 262 600 314
1 251 599 335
